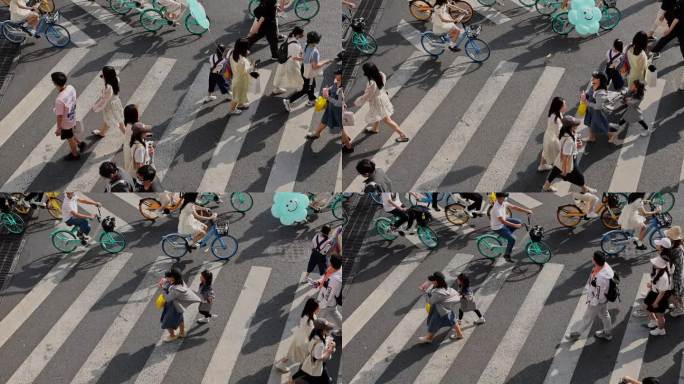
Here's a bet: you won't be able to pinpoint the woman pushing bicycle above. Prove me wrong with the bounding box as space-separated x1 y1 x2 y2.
431 0 464 52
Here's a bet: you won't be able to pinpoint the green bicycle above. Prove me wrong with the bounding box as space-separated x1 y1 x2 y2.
551 0 620 35
349 17 378 55
50 208 126 254
375 207 438 249
248 0 319 20
0 210 24 234
476 215 552 264
196 192 254 213
140 0 209 35
308 192 350 224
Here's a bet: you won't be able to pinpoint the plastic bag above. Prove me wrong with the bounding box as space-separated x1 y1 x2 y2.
156 293 166 310
577 101 587 117
314 96 327 112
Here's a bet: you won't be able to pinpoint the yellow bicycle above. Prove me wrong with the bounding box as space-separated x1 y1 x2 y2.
12 192 62 220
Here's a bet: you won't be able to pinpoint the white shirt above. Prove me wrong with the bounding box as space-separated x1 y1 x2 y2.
311 233 333 254
489 200 508 231
652 270 671 293
317 269 342 308
381 193 401 213
62 194 78 223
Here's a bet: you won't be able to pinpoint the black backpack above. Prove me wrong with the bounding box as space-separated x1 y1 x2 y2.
277 40 297 64
605 272 621 303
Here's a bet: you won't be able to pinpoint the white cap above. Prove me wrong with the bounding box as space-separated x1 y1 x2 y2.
654 238 672 249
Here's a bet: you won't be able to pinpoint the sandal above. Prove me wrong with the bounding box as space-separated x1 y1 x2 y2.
364 128 379 134
92 129 105 138
395 136 409 143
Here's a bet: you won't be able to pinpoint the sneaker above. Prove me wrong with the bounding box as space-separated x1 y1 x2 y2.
274 361 290 373
306 100 316 107
650 52 661 60
271 87 286 95
205 95 217 102
586 211 599 219
537 164 553 171
283 99 292 112
640 127 655 137
633 308 650 317
583 186 597 193
197 317 209 324
164 335 179 342
595 330 613 340
449 333 463 340
78 142 86 151
448 45 461 52
31 201 47 208
647 35 656 41
649 327 666 336
503 254 513 263
228 109 242 115
669 308 684 317
64 153 80 161
647 320 658 328
565 332 581 341
474 317 485 325
417 336 433 344
635 241 647 251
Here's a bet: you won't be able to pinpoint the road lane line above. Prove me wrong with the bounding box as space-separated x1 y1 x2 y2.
509 193 542 209
202 266 271 384
0 48 88 151
2 54 133 191
608 79 666 192
68 0 134 35
476 66 565 191
463 0 512 24
476 263 564 384
411 61 517 191
608 273 652 383
348 254 474 384
7 252 134 384
59 19 97 48
67 57 176 191
414 258 513 384
195 69 274 191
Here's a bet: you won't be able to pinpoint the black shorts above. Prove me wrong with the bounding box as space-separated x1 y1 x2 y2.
60 128 74 140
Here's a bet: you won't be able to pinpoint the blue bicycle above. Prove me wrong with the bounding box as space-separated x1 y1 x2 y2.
161 218 238 260
600 210 671 256
420 24 490 62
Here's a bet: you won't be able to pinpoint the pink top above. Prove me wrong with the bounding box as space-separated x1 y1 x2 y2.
55 85 77 129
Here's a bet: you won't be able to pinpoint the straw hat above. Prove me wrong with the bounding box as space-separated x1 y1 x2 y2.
654 238 671 249
665 226 682 241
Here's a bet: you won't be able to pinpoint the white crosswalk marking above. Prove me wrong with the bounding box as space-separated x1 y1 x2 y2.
0 48 88 151
7 252 134 384
509 193 542 209
58 19 97 48
414 258 513 384
411 60 517 191
477 263 564 384
608 79 666 191
202 266 271 384
67 57 176 191
608 273 651 383
2 54 133 191
476 66 565 191
343 249 431 348
348 253 475 384
68 0 134 35
196 69 274 191
463 0 512 24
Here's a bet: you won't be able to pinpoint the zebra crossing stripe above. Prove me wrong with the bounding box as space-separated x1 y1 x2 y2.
2 54 133 191
476 66 565 191
196 69 273 192
608 273 652 383
608 79 666 192
0 48 88 151
462 0 512 24
411 60 517 191
67 57 176 191
476 263 564 384
348 254 475 384
6 252 134 384
508 193 543 209
413 258 513 384
59 19 97 48
68 0 134 35
343 250 431 349
202 266 271 384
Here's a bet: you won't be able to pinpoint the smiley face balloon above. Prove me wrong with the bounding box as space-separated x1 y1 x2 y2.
568 0 601 35
271 192 310 225
187 0 210 29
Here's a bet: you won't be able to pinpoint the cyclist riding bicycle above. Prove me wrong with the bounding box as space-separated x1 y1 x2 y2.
617 193 660 251
459 193 485 218
177 192 217 248
490 193 533 262
431 0 464 52
62 192 102 243
9 0 40 34
382 192 415 236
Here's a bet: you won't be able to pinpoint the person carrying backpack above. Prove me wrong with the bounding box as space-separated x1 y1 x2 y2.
566 251 615 341
272 26 304 95
206 44 231 103
304 225 333 280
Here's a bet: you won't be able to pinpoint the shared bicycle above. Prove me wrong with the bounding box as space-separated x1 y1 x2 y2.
408 0 474 24
11 192 62 220
248 0 319 20
349 17 377 55
161 216 239 260
139 0 210 35
420 24 491 62
1 11 70 47
556 193 625 229
443 193 511 226
600 208 671 256
50 207 126 254
476 215 552 264
374 207 438 249
196 192 254 213
0 209 24 235
551 0 620 35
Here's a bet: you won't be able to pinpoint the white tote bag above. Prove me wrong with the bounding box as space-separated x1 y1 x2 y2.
645 61 657 88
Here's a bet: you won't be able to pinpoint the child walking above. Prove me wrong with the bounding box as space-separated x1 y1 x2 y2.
609 80 653 137
197 270 217 324
304 225 333 281
605 39 625 91
452 273 485 339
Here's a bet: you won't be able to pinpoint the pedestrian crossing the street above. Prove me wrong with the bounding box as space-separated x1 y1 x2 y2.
342 19 675 193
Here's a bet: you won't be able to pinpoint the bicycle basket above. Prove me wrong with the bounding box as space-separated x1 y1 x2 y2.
351 17 367 33
216 221 230 235
466 25 482 38
529 225 544 242
101 217 116 233
605 193 621 209
655 213 672 228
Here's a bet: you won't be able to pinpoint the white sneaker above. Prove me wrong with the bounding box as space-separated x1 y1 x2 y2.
197 317 209 324
649 327 666 336
647 320 658 328
640 127 655 137
586 211 599 219
283 99 292 112
474 317 485 325
669 308 684 317
205 95 217 102
228 109 242 115
274 361 290 373
537 164 553 171
594 330 612 340
31 201 47 208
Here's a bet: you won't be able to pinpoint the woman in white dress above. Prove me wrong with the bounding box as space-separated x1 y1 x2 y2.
431 0 464 52
122 104 151 178
354 62 409 142
617 193 660 250
91 66 125 138
9 0 39 30
272 26 305 95
274 298 319 373
178 193 216 246
539 97 565 171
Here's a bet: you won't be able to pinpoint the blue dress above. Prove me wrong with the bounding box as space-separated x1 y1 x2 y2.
584 87 609 135
321 83 343 129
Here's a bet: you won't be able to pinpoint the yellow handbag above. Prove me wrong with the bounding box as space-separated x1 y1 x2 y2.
425 303 431 313
577 101 587 117
314 96 327 112
155 293 166 310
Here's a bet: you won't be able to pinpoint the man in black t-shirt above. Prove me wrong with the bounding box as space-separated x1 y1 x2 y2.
247 0 282 60
651 0 684 59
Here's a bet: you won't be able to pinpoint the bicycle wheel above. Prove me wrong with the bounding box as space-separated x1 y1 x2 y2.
599 207 620 229
354 32 378 55
2 212 24 234
649 192 675 213
46 197 62 219
195 193 213 207
409 0 432 20
599 6 620 30
231 192 254 212
518 0 536 7
418 226 438 249
476 235 504 259
100 231 126 254
331 199 345 220
601 230 628 255
465 38 490 63
477 0 496 6
39 0 55 12
185 13 208 35
649 228 665 249
421 32 445 57
526 241 552 264
375 217 398 241
2 22 27 44
556 204 582 227
52 230 78 253
211 234 239 260
139 198 162 221
551 12 573 35
45 24 70 47
140 9 167 32
535 0 558 16
449 0 473 23
161 234 189 258
109 0 133 14
248 0 259 17
445 203 470 226
11 193 29 215
294 0 319 20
